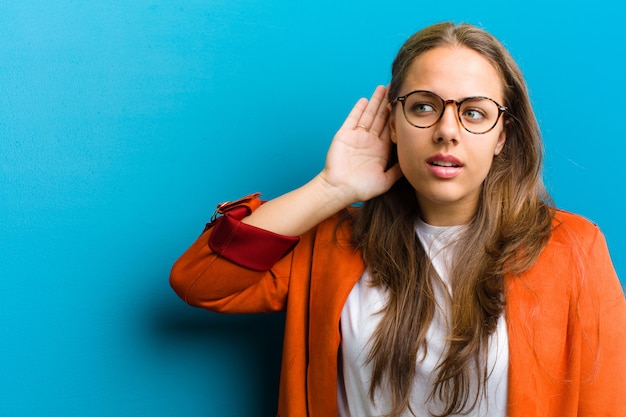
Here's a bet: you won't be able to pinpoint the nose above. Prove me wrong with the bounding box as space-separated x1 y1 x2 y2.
433 102 461 144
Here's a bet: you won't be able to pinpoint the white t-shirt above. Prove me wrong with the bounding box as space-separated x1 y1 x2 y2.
338 220 509 417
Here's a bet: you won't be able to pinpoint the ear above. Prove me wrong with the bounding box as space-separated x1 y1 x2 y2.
494 127 506 156
388 103 398 144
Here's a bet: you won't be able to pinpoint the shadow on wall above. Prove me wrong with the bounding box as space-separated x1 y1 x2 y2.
149 299 285 416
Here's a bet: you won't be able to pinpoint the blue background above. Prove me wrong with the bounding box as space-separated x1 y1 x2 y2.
1 1 624 416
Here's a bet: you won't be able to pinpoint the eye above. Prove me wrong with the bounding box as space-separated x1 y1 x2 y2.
461 107 487 121
409 102 437 116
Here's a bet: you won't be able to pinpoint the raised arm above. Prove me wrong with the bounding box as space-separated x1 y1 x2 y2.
171 86 401 312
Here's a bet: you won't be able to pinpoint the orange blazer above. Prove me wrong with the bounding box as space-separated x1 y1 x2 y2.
171 194 626 417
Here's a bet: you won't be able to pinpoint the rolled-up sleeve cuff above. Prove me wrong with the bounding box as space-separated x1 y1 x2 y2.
208 206 300 271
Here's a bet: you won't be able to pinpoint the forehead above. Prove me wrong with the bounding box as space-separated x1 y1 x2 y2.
402 46 504 102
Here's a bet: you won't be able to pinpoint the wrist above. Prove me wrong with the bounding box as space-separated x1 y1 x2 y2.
309 173 357 212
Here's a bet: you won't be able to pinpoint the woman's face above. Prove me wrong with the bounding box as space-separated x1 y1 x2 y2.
389 46 507 226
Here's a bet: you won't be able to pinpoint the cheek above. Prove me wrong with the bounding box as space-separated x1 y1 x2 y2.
471 146 500 179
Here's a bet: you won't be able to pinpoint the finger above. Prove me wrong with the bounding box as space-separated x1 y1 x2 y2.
356 86 387 130
379 121 390 142
369 94 390 137
339 97 369 131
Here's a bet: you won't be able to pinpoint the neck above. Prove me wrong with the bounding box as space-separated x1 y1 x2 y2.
417 197 477 226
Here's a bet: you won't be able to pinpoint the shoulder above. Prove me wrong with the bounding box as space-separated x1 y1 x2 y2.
510 209 620 313
543 210 620 300
526 209 607 289
552 209 598 232
549 209 601 250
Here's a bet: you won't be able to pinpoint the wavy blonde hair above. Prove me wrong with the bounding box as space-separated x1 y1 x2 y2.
351 22 554 416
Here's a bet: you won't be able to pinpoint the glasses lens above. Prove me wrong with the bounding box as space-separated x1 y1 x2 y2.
402 91 443 128
458 98 500 134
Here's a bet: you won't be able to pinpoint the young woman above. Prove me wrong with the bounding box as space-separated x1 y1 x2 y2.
170 22 625 417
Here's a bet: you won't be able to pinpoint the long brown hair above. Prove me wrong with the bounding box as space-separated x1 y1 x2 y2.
351 22 554 416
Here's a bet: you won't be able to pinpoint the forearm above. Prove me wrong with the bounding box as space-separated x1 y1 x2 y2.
170 202 299 312
241 174 353 237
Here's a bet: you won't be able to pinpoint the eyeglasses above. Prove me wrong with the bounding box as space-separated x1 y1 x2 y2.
392 90 508 134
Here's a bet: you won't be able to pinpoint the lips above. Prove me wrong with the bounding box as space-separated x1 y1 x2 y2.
426 154 463 178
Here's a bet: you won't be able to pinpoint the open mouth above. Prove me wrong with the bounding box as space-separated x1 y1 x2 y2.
429 161 460 168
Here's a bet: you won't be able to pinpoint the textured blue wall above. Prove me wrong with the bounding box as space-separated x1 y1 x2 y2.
1 1 624 416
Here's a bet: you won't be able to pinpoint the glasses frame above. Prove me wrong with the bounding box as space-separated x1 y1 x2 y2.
392 90 508 134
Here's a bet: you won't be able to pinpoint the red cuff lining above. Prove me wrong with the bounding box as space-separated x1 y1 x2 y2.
208 208 300 271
